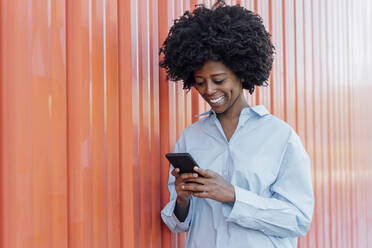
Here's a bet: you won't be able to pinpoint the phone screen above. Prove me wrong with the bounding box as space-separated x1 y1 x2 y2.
165 152 201 175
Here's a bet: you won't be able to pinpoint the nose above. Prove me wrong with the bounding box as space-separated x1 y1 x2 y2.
205 80 216 96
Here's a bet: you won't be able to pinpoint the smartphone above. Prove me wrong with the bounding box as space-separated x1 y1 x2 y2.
165 152 201 175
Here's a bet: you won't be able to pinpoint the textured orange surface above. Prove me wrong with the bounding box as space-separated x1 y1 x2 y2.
1 0 371 247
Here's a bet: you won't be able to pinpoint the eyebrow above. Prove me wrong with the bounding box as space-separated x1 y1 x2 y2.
195 73 227 78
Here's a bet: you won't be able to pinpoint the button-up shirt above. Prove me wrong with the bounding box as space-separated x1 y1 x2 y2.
161 105 314 248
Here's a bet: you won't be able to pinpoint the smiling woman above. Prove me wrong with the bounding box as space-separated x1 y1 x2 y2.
193 60 247 124
159 1 314 248
159 0 274 95
193 60 250 141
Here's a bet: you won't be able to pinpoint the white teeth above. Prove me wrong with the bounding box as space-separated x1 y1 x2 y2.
209 95 224 103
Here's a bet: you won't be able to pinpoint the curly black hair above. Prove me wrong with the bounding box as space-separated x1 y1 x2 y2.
159 0 275 94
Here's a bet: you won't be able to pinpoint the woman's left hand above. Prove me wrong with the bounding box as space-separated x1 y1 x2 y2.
182 167 236 203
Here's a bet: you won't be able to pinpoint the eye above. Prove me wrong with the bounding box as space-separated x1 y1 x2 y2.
196 81 204 86
214 80 225 84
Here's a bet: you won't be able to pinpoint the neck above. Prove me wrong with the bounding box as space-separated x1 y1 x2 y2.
216 92 249 121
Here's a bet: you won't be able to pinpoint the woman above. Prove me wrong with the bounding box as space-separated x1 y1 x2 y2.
160 1 314 247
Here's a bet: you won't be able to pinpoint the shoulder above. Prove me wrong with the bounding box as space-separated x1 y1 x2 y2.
248 105 293 135
243 106 304 152
248 108 308 164
173 115 211 152
181 115 210 138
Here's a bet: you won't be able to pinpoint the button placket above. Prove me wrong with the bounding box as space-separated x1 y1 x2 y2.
225 145 233 182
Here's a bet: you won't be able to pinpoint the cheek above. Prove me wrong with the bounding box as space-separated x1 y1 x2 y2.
232 84 242 95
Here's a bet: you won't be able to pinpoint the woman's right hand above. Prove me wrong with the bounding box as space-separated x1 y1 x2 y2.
171 168 199 208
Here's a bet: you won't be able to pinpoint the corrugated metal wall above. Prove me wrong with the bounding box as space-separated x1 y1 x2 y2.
1 0 371 247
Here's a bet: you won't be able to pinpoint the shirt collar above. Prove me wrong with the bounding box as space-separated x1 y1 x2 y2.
193 110 214 117
249 105 270 117
194 105 269 118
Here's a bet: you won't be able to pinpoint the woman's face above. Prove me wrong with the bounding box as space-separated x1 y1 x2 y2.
193 60 244 115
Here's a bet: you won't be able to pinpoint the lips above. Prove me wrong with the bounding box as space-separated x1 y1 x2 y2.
207 95 225 106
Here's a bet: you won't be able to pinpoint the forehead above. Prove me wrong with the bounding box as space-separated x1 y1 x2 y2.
194 60 230 76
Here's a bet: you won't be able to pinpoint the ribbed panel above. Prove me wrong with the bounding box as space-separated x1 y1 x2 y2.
0 0 371 247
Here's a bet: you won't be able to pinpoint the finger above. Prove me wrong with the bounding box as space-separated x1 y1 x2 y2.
171 168 180 177
184 177 206 185
180 172 199 180
192 191 209 198
182 183 206 192
193 167 212 178
175 185 192 193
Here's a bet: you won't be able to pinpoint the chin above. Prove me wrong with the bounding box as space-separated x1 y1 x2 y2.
211 106 227 114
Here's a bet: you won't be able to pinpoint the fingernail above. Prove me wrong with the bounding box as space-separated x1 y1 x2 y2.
193 173 198 177
194 167 198 170
181 185 184 189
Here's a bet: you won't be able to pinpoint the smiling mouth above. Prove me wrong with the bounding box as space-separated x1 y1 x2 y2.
208 95 225 105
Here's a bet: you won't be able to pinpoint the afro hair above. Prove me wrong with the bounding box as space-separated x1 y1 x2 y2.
159 0 275 94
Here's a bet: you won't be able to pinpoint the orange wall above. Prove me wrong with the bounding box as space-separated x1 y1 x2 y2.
1 0 371 247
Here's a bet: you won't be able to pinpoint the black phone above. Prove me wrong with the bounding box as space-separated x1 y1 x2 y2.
165 152 201 175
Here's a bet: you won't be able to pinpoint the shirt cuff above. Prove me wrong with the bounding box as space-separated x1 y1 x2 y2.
223 186 260 229
161 198 192 232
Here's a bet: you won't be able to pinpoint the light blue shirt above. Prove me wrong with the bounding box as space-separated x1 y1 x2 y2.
161 105 314 248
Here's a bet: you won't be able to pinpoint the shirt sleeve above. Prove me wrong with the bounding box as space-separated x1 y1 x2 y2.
222 129 314 238
161 133 194 233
